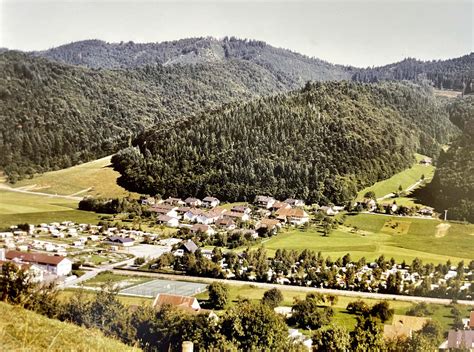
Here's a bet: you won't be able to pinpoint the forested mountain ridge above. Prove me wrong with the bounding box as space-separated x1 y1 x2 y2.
34 38 473 91
0 51 298 180
352 53 473 93
112 81 457 204
423 96 474 222
34 37 355 84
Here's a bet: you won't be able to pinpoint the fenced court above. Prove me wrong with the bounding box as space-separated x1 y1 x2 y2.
119 278 207 298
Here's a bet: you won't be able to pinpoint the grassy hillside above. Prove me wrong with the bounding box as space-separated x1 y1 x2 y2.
357 153 435 206
15 156 133 198
0 302 139 351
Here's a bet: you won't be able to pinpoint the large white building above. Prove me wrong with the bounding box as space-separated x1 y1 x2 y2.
6 250 72 276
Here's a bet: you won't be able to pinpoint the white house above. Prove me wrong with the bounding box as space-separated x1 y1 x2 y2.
183 208 205 222
255 196 276 209
105 236 135 247
6 250 72 276
157 214 179 227
202 197 220 208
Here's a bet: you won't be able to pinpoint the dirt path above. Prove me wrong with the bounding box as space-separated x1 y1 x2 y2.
0 183 83 201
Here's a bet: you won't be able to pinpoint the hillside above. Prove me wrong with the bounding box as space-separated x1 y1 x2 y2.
111 81 457 204
352 53 473 93
422 96 474 222
0 302 139 351
0 51 298 180
35 37 355 84
14 156 133 198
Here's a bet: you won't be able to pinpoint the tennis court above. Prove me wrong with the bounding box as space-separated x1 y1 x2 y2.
119 278 207 298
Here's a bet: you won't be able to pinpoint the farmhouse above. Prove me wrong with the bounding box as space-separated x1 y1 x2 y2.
231 205 252 214
215 218 236 230
255 195 276 209
319 206 338 216
157 215 179 227
256 218 281 234
105 236 135 247
150 204 179 218
275 208 309 225
153 293 201 311
179 240 199 254
270 201 291 212
0 260 44 282
183 208 205 222
5 250 72 276
202 197 220 208
185 197 202 207
222 211 250 222
190 224 215 236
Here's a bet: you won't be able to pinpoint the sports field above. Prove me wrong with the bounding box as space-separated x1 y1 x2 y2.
120 279 208 298
0 190 100 229
254 213 474 264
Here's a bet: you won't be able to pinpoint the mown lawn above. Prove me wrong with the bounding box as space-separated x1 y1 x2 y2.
253 213 473 264
0 190 101 229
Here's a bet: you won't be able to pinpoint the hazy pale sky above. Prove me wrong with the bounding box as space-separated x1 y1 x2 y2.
1 0 472 67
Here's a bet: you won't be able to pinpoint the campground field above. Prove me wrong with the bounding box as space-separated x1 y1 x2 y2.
253 213 474 264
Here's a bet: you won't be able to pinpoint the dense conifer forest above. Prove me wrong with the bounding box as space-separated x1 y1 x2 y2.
112 81 457 204
352 54 473 93
423 96 474 222
0 51 298 181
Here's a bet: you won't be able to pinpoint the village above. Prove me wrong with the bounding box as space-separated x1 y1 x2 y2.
0 193 473 351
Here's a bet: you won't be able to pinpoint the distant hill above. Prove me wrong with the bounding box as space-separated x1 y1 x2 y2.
352 54 473 93
0 301 139 351
0 50 299 180
112 81 457 204
34 37 355 84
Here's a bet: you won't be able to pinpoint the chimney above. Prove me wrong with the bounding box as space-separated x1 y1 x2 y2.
182 341 194 352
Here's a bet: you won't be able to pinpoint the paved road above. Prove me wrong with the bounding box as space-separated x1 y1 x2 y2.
0 183 83 201
111 269 474 306
60 256 137 288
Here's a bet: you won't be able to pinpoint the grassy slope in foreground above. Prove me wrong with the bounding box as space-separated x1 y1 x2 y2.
255 213 474 264
0 190 100 229
0 302 139 352
14 156 134 198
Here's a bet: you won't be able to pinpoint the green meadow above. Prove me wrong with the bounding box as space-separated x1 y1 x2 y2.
0 190 100 229
14 156 136 198
357 153 435 206
253 213 473 264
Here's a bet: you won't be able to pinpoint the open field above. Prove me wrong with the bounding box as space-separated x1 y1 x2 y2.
82 272 153 289
0 190 101 229
357 154 435 207
0 302 139 352
14 156 136 198
253 213 474 264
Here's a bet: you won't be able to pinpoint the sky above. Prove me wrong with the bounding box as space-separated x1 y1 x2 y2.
0 0 472 67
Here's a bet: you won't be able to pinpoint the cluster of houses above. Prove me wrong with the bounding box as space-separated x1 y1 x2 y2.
356 197 435 217
147 195 311 239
